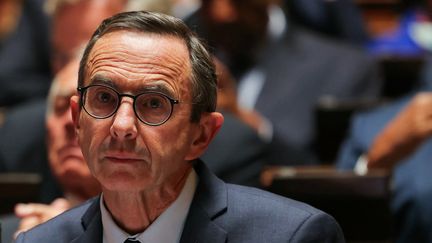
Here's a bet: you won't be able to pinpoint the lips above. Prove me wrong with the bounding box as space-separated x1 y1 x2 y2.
103 152 145 163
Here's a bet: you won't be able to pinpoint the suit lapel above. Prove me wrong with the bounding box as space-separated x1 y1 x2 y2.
71 197 103 243
180 160 228 243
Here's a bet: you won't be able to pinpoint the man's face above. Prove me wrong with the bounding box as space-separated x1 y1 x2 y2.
46 59 94 190
72 31 206 192
51 0 126 73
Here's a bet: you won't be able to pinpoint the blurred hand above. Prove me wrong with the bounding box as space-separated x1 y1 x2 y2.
367 93 432 169
14 198 71 238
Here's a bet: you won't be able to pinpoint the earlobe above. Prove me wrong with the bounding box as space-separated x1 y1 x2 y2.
185 112 224 160
70 95 81 129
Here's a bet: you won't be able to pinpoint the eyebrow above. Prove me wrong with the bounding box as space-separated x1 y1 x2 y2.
139 83 176 98
88 74 177 98
88 74 115 87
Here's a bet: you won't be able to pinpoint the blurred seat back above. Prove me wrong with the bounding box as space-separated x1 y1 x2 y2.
0 173 41 215
379 56 425 98
263 166 392 242
314 97 383 164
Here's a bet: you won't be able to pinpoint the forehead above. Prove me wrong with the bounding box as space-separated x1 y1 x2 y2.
54 59 80 96
84 30 192 94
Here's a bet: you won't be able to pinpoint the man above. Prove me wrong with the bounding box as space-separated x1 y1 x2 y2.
0 55 101 243
16 11 344 242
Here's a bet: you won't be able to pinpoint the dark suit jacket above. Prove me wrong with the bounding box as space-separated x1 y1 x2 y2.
284 0 368 44
336 94 432 242
0 98 62 203
16 160 345 243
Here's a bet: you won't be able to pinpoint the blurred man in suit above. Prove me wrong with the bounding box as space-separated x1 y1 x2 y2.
186 0 382 164
337 90 432 242
16 11 344 243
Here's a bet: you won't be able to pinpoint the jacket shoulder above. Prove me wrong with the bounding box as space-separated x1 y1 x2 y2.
15 198 97 243
222 184 345 242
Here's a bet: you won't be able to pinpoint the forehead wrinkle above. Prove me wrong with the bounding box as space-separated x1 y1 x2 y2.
87 40 191 90
85 32 193 102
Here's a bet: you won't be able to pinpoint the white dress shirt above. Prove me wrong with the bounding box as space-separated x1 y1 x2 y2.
100 169 198 243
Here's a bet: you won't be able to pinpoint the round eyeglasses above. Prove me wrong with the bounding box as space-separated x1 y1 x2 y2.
78 84 179 126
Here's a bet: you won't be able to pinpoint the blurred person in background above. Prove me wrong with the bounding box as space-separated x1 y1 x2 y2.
0 0 51 108
337 1 432 241
337 83 432 243
1 55 100 243
185 0 383 165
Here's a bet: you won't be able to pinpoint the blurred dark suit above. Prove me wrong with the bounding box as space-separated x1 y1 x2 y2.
285 0 368 44
202 113 267 187
186 8 382 161
0 99 62 203
0 0 52 107
255 26 381 154
337 94 432 242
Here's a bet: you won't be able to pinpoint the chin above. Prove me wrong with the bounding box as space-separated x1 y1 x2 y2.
60 169 92 182
99 171 152 192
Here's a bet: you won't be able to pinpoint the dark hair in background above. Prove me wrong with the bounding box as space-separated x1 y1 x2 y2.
78 11 217 122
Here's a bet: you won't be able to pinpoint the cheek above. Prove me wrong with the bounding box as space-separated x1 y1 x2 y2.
47 124 63 158
77 118 106 162
148 123 195 159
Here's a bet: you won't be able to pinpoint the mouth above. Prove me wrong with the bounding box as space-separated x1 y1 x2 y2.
104 153 145 164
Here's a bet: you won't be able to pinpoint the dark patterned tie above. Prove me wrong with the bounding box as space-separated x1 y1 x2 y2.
124 238 141 243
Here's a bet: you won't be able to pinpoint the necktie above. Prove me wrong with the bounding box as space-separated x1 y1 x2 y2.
124 238 141 243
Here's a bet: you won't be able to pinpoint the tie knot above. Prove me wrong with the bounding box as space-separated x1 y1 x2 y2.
124 238 141 243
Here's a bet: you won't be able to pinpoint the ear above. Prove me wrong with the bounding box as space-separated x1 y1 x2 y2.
185 112 224 160
70 95 81 130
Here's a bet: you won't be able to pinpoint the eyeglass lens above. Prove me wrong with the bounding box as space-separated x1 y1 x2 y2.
82 85 174 125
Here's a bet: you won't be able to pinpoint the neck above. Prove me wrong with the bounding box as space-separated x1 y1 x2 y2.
102 167 192 234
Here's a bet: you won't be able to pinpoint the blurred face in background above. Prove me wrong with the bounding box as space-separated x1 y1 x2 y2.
51 0 126 73
201 0 270 72
46 58 99 196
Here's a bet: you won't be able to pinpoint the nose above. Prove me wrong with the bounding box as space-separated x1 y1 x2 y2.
64 108 75 141
110 99 138 140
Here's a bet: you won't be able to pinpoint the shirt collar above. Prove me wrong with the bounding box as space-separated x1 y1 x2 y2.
100 169 198 243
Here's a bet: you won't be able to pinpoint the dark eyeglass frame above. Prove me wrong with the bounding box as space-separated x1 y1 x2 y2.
77 84 179 126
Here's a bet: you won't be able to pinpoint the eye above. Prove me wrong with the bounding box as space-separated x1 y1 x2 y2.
148 97 163 109
137 93 169 113
88 86 117 106
96 90 115 103
53 96 70 115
